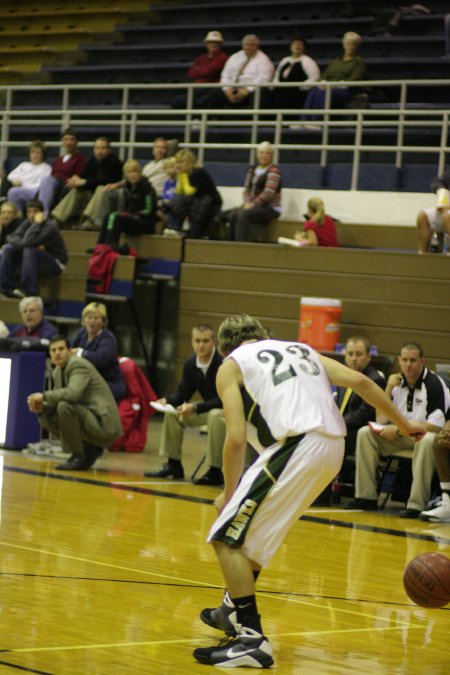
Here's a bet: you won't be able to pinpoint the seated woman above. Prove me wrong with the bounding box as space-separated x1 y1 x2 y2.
164 149 222 238
71 302 126 401
302 32 366 120
271 37 320 109
7 140 52 215
294 197 339 247
97 159 157 248
228 141 282 242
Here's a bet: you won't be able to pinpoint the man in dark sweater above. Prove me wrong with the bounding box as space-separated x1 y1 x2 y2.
145 324 225 484
51 136 123 228
336 336 386 456
0 199 68 298
315 336 385 505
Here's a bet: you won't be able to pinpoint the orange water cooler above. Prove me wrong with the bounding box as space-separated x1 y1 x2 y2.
298 297 342 351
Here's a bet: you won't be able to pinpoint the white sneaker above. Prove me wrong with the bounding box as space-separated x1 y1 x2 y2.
420 492 450 522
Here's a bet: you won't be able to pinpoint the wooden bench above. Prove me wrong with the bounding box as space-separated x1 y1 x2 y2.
173 240 449 380
262 220 417 250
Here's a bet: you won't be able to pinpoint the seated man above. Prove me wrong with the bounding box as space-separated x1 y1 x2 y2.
145 323 225 485
27 335 122 470
337 336 386 456
0 295 57 352
198 34 274 109
420 421 450 522
51 136 123 229
37 128 88 216
315 336 385 505
0 199 68 299
416 168 450 253
347 341 449 517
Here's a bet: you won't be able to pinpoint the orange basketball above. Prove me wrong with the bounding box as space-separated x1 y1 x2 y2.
403 552 450 608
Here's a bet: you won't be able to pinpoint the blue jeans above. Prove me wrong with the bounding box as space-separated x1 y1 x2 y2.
0 244 61 295
302 87 352 120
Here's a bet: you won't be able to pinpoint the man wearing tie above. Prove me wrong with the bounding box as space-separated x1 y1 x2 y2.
336 336 386 457
314 336 385 505
199 34 274 109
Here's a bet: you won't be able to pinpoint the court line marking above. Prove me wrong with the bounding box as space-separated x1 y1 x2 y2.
4 624 423 655
0 540 217 589
5 464 450 545
0 659 53 674
0 540 426 630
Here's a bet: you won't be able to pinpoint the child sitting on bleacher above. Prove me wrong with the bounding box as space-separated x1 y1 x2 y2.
97 159 157 248
294 197 339 247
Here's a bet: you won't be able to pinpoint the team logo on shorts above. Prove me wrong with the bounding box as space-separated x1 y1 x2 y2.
226 498 258 541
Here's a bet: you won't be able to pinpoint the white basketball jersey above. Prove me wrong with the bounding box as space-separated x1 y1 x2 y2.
229 339 346 443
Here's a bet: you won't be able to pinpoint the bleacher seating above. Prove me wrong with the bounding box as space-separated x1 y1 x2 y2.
0 0 149 85
1 0 449 391
43 1 448 102
174 239 450 379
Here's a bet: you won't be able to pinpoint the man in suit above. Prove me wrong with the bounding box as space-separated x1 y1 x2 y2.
145 324 225 485
27 335 122 470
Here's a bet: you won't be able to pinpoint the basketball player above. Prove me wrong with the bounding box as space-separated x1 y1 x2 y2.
193 314 426 668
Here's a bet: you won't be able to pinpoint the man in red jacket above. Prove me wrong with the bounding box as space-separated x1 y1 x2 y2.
171 31 228 108
37 128 88 216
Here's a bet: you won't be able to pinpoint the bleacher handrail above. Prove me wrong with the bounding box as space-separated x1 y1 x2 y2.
1 78 450 189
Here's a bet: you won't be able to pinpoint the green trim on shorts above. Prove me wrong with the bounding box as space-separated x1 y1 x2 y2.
211 433 305 548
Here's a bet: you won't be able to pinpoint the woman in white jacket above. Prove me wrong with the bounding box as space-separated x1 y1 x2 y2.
7 140 52 215
272 37 320 110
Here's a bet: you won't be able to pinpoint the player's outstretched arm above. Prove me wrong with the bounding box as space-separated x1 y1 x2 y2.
319 354 426 438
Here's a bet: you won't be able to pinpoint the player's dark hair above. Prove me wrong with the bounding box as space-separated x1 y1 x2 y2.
400 341 423 357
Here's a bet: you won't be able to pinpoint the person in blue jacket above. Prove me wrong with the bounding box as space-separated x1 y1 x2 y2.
71 301 126 401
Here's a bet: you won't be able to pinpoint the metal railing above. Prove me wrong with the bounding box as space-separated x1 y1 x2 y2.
1 79 449 190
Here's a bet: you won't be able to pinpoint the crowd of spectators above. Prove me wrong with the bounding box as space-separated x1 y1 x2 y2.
0 19 447 520
175 29 364 117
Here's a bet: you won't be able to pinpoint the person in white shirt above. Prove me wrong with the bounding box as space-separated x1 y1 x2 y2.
142 137 169 197
7 141 52 215
271 37 320 109
198 34 274 109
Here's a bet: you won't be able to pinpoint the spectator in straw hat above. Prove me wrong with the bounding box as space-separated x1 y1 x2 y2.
171 30 228 108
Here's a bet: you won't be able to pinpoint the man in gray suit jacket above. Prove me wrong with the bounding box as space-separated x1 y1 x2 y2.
27 335 122 470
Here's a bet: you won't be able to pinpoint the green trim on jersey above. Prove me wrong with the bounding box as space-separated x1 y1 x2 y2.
211 433 305 548
241 386 276 448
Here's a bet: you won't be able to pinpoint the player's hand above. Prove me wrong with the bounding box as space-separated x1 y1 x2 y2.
214 492 227 513
156 397 167 405
400 419 427 440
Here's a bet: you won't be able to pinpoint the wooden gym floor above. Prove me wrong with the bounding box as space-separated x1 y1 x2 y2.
0 417 448 674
